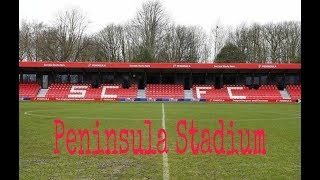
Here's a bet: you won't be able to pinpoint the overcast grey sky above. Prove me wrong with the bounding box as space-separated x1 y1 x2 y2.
19 0 301 34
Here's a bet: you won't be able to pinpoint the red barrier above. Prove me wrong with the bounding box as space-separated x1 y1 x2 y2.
30 97 296 103
19 62 301 70
30 97 118 101
206 99 296 103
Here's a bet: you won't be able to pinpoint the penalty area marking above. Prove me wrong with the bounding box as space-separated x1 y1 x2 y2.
162 103 170 180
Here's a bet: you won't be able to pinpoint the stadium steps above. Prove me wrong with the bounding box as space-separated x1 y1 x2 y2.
279 89 291 99
137 89 146 98
184 89 193 99
37 89 49 97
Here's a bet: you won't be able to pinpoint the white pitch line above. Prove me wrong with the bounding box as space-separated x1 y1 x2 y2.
162 103 169 180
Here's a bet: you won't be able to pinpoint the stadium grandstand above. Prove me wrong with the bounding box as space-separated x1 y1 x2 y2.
19 62 301 103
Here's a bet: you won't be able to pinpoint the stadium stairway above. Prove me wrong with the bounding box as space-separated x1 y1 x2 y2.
184 89 193 99
279 89 291 99
37 89 49 97
137 89 146 98
145 84 184 98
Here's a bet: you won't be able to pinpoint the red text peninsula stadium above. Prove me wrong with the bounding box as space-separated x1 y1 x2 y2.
19 62 301 103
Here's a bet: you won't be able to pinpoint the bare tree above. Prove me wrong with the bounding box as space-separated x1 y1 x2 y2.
123 23 141 61
95 24 126 62
131 0 170 61
19 20 47 61
19 20 32 60
39 27 61 61
211 21 230 61
246 23 267 63
19 4 300 64
157 24 175 62
262 23 287 63
158 25 210 63
182 26 210 63
228 23 250 62
52 8 90 61
279 21 301 63
226 21 301 63
74 36 98 62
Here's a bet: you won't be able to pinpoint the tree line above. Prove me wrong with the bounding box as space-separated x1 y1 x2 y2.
19 1 300 63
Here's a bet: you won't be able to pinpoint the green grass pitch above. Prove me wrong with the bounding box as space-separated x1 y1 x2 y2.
19 102 301 179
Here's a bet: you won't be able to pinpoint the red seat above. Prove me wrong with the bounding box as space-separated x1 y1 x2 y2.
19 83 40 98
192 85 284 99
286 85 301 99
45 83 138 98
146 84 184 98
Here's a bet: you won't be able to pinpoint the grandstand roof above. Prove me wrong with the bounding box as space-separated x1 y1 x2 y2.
19 62 301 70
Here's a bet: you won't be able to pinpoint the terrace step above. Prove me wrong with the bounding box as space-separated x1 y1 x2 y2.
184 89 193 99
37 89 49 97
137 89 146 98
279 88 291 99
